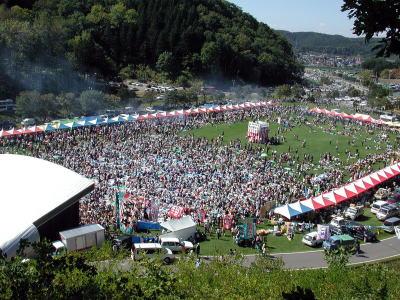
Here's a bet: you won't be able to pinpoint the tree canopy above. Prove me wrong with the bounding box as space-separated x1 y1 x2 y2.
0 0 303 99
342 0 400 57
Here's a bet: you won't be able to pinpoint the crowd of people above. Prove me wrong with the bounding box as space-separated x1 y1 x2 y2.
0 104 398 231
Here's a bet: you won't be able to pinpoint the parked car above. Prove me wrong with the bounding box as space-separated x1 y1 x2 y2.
160 237 194 253
383 217 400 233
374 188 390 200
371 200 389 214
323 234 356 252
376 204 400 221
330 216 346 228
345 221 377 242
132 243 175 264
344 206 364 220
302 231 323 247
112 235 133 251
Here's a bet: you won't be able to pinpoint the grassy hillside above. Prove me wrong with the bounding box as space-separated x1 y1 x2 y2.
278 30 380 56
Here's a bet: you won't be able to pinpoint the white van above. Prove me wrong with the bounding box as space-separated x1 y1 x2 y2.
159 237 194 253
371 200 389 214
302 232 323 247
132 243 175 264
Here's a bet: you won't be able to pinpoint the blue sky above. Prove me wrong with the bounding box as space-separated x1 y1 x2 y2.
227 0 356 37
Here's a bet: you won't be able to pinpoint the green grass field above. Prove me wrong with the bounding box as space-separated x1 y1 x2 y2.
185 118 397 175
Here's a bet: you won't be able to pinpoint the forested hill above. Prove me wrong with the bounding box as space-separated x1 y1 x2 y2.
0 0 302 98
277 30 379 56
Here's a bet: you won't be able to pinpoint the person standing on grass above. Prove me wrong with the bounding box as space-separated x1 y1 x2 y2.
216 227 221 240
195 243 200 257
262 243 267 257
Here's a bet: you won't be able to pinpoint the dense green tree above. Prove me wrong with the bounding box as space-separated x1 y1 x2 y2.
358 69 374 87
342 0 400 57
362 57 400 76
274 85 292 99
78 90 105 115
327 90 340 99
15 90 41 118
156 52 175 76
347 86 361 97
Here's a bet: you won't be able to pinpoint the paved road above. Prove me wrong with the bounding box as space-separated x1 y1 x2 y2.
242 236 400 269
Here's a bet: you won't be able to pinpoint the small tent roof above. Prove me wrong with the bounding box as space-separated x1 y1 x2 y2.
160 216 196 232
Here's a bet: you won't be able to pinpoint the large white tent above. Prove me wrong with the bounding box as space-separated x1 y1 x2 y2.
160 216 197 241
0 154 94 258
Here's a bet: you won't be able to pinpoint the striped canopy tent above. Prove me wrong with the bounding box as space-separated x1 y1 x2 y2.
81 116 103 126
184 109 193 115
0 129 11 137
167 110 182 117
273 204 302 219
330 111 342 117
320 108 330 114
340 112 352 119
107 116 125 124
155 111 168 118
212 106 222 112
313 108 322 113
6 128 22 136
274 162 400 220
206 107 215 113
40 124 56 132
313 194 334 208
19 127 34 135
57 123 71 130
289 201 313 214
185 108 197 115
198 108 207 113
232 104 240 110
63 121 84 128
120 114 136 122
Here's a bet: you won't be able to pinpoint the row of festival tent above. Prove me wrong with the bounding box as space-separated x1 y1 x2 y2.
309 107 385 124
274 161 400 219
0 101 274 138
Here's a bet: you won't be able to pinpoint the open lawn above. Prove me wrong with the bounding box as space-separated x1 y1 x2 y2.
185 118 397 174
200 214 394 256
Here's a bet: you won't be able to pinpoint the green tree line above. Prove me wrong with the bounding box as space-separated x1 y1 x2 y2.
0 0 303 99
0 240 398 299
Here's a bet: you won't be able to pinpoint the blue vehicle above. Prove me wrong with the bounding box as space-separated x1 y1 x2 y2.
323 234 356 251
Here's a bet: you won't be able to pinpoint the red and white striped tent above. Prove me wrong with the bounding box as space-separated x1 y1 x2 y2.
274 162 400 219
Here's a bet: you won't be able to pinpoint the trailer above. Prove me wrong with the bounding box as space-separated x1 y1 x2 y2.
55 224 105 253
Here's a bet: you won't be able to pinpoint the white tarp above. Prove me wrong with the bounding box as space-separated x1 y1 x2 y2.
160 216 196 241
0 224 40 258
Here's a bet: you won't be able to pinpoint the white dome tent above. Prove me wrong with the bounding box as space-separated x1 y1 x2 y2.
0 154 94 258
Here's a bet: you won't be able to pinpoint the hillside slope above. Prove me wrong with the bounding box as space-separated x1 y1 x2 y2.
0 0 302 98
277 30 379 56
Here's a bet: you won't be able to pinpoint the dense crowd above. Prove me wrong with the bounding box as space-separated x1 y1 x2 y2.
0 105 398 230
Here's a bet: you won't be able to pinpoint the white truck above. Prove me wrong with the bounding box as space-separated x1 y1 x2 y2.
52 224 105 255
344 206 364 220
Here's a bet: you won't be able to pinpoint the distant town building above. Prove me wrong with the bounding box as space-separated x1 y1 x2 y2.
0 99 15 113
